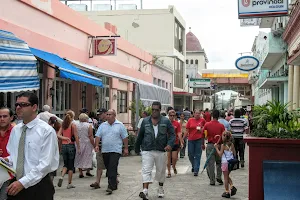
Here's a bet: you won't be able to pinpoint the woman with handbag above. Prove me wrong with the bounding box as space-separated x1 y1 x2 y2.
57 110 80 189
214 131 238 198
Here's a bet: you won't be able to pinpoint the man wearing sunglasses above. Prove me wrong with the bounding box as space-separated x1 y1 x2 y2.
4 92 59 200
135 101 175 200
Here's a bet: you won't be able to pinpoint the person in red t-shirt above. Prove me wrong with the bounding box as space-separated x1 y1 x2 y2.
204 108 211 122
0 107 14 199
202 109 225 186
184 109 206 176
166 110 182 178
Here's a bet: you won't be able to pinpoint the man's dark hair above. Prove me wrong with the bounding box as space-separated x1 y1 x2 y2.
234 109 241 118
212 110 220 119
152 101 161 109
185 107 189 111
0 107 14 117
167 106 173 113
17 92 38 106
240 108 246 115
220 111 226 118
205 108 209 111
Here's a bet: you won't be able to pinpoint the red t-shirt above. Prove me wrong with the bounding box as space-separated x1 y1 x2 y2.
171 120 181 144
204 112 211 122
186 118 206 141
203 120 225 144
0 124 13 158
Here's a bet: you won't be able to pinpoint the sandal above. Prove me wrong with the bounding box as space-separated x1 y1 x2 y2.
166 174 171 178
173 168 177 175
86 173 94 177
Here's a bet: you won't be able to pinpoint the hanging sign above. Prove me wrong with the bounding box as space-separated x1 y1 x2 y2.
94 37 117 56
235 56 259 72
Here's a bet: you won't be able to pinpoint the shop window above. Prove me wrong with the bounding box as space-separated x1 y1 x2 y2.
186 59 189 64
117 91 128 113
174 59 184 89
195 59 198 65
52 78 72 118
81 85 87 109
191 60 194 64
158 79 162 87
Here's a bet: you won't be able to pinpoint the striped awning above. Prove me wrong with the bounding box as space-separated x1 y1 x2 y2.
0 30 39 92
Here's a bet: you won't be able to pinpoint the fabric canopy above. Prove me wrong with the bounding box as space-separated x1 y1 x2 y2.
30 48 103 87
0 30 39 92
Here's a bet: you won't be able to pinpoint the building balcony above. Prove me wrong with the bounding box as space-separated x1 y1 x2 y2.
260 33 287 70
258 69 288 89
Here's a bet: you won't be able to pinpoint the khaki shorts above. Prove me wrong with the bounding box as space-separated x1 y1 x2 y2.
96 151 106 170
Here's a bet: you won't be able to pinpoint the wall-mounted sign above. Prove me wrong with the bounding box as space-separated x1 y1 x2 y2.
189 78 211 88
240 18 260 27
94 38 117 56
238 0 288 19
235 56 259 72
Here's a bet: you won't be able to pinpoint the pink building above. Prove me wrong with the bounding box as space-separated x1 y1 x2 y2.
0 0 171 124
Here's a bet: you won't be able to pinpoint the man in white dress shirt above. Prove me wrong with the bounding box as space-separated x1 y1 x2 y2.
4 92 59 200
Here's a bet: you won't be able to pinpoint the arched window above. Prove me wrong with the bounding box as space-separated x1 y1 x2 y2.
191 59 194 64
195 59 198 65
186 59 189 64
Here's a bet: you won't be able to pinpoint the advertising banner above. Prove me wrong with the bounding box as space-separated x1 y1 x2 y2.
240 18 261 26
238 0 289 19
189 78 211 88
94 38 117 56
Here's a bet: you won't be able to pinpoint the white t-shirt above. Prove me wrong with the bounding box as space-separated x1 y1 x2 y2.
137 118 144 129
153 125 158 138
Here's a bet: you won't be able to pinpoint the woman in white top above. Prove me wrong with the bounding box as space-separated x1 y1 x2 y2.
214 131 237 199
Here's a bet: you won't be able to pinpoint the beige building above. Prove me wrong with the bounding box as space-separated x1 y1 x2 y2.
80 6 192 111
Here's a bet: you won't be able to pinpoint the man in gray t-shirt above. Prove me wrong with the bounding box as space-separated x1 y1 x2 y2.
182 107 191 120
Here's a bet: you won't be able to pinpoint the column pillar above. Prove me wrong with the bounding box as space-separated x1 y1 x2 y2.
293 66 299 110
288 65 294 110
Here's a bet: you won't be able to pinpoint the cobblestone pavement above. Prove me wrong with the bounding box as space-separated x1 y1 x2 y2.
54 148 249 200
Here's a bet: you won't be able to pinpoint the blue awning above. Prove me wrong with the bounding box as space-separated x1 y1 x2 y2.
0 30 39 92
30 48 103 87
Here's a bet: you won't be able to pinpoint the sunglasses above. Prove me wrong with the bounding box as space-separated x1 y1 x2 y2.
15 102 32 108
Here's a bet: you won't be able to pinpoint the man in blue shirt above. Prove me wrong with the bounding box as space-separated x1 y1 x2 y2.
95 109 128 195
218 111 230 131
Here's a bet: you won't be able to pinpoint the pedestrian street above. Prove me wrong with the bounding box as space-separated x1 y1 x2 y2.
54 148 249 200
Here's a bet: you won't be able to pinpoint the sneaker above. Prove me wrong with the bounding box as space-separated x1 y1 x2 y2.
222 192 230 198
57 177 63 187
216 178 224 185
139 191 149 200
90 182 100 189
241 160 245 168
194 172 198 176
67 184 76 189
231 186 237 196
157 187 164 198
106 187 113 194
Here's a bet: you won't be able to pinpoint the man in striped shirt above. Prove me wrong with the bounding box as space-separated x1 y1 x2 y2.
229 109 249 168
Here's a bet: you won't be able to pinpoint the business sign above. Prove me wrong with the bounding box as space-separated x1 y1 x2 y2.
189 78 211 88
238 0 289 19
235 56 259 72
94 38 117 56
240 18 260 27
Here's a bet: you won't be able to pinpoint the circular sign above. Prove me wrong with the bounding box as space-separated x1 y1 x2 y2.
97 39 113 55
235 56 259 72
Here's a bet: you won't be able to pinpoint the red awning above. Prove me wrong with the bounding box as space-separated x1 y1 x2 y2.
173 91 197 96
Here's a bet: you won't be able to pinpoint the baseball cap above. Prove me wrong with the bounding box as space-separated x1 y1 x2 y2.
97 108 108 115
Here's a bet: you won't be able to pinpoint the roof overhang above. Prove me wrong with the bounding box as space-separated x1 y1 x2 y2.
259 76 288 89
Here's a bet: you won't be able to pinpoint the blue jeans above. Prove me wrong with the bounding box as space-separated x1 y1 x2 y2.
188 139 203 173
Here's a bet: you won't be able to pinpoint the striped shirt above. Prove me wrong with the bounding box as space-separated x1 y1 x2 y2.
229 118 248 139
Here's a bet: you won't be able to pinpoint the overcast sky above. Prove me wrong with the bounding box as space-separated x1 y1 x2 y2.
142 0 269 69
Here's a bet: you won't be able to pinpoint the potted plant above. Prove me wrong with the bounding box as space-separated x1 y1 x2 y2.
244 100 300 200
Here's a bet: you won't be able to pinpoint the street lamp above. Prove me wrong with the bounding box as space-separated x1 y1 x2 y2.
139 55 177 71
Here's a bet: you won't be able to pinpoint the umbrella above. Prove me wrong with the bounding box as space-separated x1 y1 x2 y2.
201 135 221 174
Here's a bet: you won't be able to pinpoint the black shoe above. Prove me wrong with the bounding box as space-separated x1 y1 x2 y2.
241 164 245 168
191 168 194 173
210 183 215 186
79 175 84 178
86 173 94 177
216 178 224 185
139 192 149 200
222 192 230 198
194 172 198 176
231 186 237 196
106 188 113 194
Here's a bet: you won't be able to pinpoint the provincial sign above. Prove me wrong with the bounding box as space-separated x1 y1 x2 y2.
238 0 288 19
189 78 211 88
235 56 259 72
94 38 117 56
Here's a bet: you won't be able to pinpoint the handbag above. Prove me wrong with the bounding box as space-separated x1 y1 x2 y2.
70 124 75 142
224 145 239 172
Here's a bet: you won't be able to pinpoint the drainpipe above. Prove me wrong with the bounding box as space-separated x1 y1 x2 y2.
135 83 140 129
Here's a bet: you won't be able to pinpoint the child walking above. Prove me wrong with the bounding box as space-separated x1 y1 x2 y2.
214 131 238 198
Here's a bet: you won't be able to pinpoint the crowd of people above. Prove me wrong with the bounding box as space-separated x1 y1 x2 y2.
0 91 250 200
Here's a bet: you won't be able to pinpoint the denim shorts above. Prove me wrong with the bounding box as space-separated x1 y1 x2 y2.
61 144 76 170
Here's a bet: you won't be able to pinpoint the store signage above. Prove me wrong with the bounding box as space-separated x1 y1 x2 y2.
235 56 259 72
238 0 289 19
94 38 117 56
189 78 211 88
240 18 260 27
